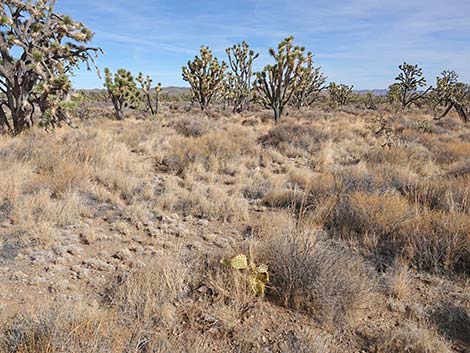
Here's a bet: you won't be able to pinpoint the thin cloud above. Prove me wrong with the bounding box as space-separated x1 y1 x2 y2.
57 0 470 89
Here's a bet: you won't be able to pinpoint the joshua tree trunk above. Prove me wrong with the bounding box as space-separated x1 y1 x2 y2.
111 97 125 120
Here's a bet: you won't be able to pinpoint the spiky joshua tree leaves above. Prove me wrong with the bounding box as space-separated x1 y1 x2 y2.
393 62 431 108
104 68 140 120
0 0 101 134
182 46 227 111
253 36 310 122
328 82 353 106
137 73 162 115
225 41 259 113
292 56 327 109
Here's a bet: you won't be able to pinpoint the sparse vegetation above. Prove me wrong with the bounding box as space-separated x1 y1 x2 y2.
1 3 470 352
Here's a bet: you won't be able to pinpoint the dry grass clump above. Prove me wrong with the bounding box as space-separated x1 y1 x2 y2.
384 260 412 299
258 123 328 157
0 304 116 353
257 214 377 327
106 252 188 325
326 188 470 273
377 325 452 353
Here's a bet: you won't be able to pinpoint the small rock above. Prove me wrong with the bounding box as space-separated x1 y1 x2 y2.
198 219 210 227
114 249 133 261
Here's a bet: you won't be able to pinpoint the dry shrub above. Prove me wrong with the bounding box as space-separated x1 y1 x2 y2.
258 123 328 157
378 325 452 353
326 189 470 273
340 192 411 237
173 116 211 137
401 211 470 273
106 253 187 325
257 215 377 327
1 304 116 353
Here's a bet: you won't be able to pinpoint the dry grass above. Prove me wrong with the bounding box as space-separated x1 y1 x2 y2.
377 325 452 353
105 252 188 325
0 304 117 353
1 105 469 352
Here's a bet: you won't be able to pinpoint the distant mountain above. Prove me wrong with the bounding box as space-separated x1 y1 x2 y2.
354 89 388 96
161 86 191 96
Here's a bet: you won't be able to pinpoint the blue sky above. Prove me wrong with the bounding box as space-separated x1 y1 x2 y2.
56 0 470 89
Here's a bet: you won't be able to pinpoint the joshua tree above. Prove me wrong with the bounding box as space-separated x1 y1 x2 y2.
329 82 353 106
253 36 310 122
0 0 101 134
182 46 227 111
432 70 469 122
292 57 327 109
394 62 431 108
225 41 259 113
137 73 162 115
387 83 402 106
104 68 140 120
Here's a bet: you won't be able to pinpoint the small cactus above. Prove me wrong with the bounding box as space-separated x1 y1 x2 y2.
104 68 140 120
182 46 227 111
221 253 269 296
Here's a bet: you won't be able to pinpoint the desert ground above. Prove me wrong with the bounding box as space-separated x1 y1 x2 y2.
0 97 469 353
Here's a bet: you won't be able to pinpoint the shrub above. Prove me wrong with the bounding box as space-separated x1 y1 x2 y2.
258 123 327 156
257 218 377 327
173 116 211 137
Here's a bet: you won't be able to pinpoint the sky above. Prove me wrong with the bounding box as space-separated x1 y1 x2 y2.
56 0 470 89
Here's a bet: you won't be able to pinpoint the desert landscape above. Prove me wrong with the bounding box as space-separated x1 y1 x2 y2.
1 1 470 352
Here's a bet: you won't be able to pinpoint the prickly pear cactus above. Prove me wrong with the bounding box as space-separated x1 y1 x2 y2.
222 254 269 296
